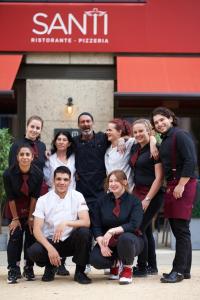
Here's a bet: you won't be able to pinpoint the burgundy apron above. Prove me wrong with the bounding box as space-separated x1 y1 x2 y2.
164 130 197 220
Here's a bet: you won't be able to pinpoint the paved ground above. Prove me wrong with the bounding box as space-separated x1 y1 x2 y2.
1 249 200 300
1 227 200 300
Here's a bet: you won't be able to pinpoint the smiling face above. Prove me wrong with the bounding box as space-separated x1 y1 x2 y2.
54 172 71 197
108 174 127 198
26 119 42 141
132 123 150 147
106 123 122 143
55 134 71 152
17 147 34 169
78 114 94 137
153 114 173 134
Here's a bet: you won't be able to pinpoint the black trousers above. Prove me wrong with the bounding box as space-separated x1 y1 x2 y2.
27 228 91 268
138 190 163 269
169 218 192 274
90 233 144 269
7 218 35 268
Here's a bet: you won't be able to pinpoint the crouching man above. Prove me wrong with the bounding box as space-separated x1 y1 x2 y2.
27 166 92 284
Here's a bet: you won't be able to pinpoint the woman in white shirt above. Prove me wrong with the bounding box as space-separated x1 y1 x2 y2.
44 131 76 190
105 119 135 192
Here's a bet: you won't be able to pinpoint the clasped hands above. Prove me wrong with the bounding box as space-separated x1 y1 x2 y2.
98 231 114 257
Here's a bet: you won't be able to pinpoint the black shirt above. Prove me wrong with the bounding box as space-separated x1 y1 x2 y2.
92 191 143 239
3 164 43 201
130 143 160 187
159 127 197 180
9 137 46 171
73 132 109 203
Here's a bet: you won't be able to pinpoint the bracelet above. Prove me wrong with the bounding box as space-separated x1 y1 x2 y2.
12 217 19 221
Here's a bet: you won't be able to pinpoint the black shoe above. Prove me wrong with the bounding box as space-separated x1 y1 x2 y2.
23 266 35 281
160 271 184 283
74 272 92 284
163 271 191 280
147 266 158 275
16 266 22 279
133 266 147 277
7 268 18 284
42 266 56 282
56 264 70 276
183 273 191 279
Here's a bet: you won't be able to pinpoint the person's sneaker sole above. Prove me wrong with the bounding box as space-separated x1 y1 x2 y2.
119 278 133 285
108 274 119 280
7 278 18 284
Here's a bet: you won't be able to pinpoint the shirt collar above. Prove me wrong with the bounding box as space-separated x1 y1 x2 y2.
161 126 174 139
109 191 128 202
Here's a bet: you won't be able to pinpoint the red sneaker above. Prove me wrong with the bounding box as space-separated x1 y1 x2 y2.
109 266 119 280
119 267 133 285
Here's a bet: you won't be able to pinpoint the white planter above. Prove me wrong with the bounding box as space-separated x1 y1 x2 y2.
0 232 7 251
171 218 200 250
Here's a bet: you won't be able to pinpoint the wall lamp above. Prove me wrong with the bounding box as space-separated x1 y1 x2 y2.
65 97 74 115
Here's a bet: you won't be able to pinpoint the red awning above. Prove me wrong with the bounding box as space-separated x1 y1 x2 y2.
117 56 200 94
0 55 22 91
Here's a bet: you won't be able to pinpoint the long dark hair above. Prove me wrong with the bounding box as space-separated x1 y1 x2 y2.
51 131 74 158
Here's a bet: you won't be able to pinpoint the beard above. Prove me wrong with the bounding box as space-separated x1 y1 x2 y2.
81 128 93 136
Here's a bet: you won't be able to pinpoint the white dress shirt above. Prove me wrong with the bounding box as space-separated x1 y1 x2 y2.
33 189 88 241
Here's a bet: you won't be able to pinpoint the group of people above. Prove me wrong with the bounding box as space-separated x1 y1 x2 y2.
3 107 198 286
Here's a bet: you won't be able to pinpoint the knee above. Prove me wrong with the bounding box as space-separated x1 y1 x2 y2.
9 227 23 242
27 242 43 262
118 232 133 246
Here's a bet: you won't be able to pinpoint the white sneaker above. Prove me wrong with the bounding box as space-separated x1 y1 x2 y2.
85 264 91 274
104 269 110 275
109 266 120 280
119 267 133 285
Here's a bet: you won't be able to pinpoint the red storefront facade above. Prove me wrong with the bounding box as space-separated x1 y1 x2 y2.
1 0 200 165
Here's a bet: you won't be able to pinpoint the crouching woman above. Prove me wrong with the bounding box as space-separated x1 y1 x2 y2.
90 170 144 285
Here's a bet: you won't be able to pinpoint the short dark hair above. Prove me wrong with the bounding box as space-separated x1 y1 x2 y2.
78 112 94 123
54 166 71 179
150 106 178 128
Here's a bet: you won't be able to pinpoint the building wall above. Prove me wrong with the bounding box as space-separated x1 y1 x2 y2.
25 53 114 148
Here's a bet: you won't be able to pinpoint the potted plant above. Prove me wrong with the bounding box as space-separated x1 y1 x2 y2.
0 128 12 250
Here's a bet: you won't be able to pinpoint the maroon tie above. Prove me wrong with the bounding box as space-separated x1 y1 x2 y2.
21 174 29 196
113 199 121 217
130 146 141 167
32 142 39 159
